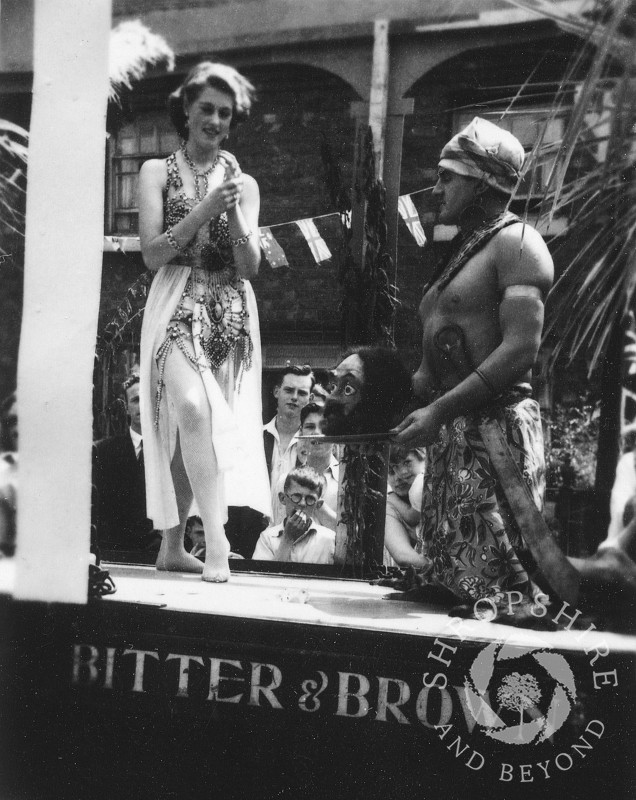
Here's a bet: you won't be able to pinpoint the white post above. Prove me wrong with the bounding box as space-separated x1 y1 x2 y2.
14 0 112 602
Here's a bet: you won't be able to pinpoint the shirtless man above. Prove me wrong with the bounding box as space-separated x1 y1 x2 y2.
393 117 554 605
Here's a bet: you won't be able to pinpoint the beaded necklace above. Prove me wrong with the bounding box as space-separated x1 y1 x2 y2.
180 141 219 203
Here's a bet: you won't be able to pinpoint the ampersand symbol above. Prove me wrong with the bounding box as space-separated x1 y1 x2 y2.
298 670 329 712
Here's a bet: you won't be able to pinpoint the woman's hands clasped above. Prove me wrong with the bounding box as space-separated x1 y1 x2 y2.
202 150 244 216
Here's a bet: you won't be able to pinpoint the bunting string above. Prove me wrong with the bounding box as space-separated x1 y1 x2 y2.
101 188 435 268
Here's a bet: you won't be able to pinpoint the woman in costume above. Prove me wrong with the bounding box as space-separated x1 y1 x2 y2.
138 62 271 582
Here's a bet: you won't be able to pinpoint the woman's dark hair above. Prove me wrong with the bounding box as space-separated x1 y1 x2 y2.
167 61 255 139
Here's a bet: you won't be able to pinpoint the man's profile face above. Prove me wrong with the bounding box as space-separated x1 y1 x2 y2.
274 374 312 419
310 383 329 408
432 167 479 226
125 383 141 434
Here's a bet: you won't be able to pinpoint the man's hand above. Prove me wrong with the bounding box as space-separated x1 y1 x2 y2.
411 367 434 401
277 510 312 563
391 405 444 446
283 510 312 542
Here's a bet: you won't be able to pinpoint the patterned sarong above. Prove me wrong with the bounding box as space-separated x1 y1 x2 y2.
421 388 546 603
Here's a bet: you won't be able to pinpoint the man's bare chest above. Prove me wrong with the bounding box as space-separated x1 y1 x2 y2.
420 250 499 318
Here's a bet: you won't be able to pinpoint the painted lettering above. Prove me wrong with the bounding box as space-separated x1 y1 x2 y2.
376 677 410 724
72 644 100 685
416 687 452 728
121 648 160 693
298 671 328 713
249 663 283 708
336 672 370 718
208 659 245 703
165 653 205 698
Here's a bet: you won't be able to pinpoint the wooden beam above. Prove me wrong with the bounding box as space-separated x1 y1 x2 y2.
15 0 111 602
368 19 389 180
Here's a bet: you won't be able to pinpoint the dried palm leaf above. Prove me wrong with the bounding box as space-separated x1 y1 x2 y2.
507 0 636 374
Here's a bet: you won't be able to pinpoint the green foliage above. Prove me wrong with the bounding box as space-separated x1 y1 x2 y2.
546 395 600 489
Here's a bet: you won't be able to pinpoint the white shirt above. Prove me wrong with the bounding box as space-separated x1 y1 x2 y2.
129 427 143 460
252 521 335 564
264 416 300 525
275 455 340 531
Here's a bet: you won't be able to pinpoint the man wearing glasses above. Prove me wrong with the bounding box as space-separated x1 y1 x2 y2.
251 466 335 564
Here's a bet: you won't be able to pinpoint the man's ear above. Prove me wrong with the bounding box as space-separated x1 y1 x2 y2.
278 491 285 503
315 499 324 510
474 178 488 199
273 384 281 399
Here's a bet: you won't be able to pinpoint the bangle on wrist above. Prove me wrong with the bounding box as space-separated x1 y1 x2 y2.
165 226 181 252
230 230 252 247
473 367 497 396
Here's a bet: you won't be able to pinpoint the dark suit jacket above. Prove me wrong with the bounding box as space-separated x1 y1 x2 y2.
92 433 157 551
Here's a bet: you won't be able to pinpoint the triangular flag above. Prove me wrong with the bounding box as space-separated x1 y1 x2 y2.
103 236 122 253
259 227 289 269
119 237 130 254
398 195 427 247
296 218 332 263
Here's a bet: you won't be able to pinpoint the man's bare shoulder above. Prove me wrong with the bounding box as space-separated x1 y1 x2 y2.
490 221 554 293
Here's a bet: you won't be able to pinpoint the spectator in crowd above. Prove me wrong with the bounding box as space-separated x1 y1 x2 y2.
186 514 246 560
384 446 429 569
296 402 339 531
185 515 206 558
263 365 314 524
0 392 18 556
309 369 332 408
93 375 160 551
252 466 335 564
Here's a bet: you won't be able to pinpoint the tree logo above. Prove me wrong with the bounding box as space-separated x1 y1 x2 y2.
464 640 577 745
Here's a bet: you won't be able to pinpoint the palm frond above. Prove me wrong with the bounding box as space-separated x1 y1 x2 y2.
507 0 636 374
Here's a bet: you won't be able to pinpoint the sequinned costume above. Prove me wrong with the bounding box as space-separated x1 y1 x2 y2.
139 153 272 529
421 387 545 603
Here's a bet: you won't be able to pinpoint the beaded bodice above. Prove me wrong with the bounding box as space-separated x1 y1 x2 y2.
163 152 234 273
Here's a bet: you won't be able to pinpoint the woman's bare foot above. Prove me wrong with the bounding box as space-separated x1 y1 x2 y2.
156 548 204 574
202 540 231 583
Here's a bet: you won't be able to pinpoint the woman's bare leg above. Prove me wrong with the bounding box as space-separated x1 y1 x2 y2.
159 349 230 581
156 435 202 573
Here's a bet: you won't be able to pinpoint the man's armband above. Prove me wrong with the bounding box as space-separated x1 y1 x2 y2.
503 284 543 301
473 367 498 397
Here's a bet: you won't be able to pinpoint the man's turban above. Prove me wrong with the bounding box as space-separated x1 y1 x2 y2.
438 117 525 196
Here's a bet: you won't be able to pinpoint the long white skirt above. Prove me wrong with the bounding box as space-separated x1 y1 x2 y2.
139 264 272 530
